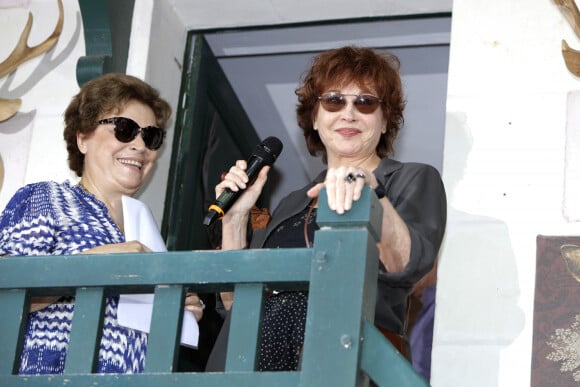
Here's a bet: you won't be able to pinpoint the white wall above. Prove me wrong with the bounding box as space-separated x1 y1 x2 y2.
0 0 83 208
432 1 580 386
128 0 186 226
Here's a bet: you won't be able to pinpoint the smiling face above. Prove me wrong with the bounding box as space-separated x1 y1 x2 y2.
313 83 387 168
77 99 159 197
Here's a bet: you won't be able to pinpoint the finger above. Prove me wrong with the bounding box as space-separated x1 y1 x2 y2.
215 179 236 197
184 293 196 304
352 171 367 202
216 178 243 195
343 173 357 211
334 168 351 214
216 165 250 195
226 165 250 188
184 302 205 322
185 302 205 311
306 182 325 198
235 159 247 171
324 171 338 211
125 241 151 252
329 167 348 213
222 166 271 218
185 294 205 310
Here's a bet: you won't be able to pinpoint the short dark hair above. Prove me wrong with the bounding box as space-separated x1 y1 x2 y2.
295 46 406 163
63 73 172 176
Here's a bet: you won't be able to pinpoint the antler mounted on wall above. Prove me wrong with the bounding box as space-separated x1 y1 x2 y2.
554 0 580 75
0 0 64 122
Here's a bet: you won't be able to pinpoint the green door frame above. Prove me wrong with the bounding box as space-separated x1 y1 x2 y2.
162 34 261 251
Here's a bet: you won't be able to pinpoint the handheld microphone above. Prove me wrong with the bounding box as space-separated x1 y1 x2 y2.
203 136 283 226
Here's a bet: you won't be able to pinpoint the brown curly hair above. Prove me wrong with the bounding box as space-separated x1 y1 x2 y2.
295 46 406 163
63 73 172 176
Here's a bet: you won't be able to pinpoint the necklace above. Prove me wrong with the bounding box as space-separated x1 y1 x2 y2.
77 181 89 193
76 181 124 233
303 198 317 248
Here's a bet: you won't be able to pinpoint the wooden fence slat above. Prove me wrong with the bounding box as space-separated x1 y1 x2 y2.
0 289 27 375
226 283 264 371
361 321 429 387
0 371 299 386
299 230 378 387
299 188 382 387
0 249 311 289
146 285 184 372
65 287 105 374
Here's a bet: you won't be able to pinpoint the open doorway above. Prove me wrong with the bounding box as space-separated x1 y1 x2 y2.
204 15 451 209
162 14 451 372
164 14 451 249
163 14 451 249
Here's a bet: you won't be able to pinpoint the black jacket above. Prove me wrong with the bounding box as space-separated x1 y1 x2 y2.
205 158 446 371
251 158 447 334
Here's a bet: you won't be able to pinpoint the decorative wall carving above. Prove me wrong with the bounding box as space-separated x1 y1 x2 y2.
554 0 580 75
0 0 63 122
0 0 63 194
531 236 580 386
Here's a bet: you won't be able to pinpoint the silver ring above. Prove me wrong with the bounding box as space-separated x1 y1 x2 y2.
345 173 356 183
345 172 365 183
199 299 206 310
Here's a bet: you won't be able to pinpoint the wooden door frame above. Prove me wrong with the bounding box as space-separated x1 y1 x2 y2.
162 34 260 251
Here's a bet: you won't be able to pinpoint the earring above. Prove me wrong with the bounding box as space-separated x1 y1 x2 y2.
78 144 88 154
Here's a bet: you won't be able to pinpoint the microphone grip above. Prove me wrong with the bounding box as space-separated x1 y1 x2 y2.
203 207 223 226
203 189 236 226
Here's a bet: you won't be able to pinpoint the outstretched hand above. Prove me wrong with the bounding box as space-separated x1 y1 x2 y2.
30 241 153 312
307 166 377 214
185 292 205 321
82 240 153 254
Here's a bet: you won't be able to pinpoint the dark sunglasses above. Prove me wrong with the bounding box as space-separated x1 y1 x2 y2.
97 117 165 150
318 92 383 114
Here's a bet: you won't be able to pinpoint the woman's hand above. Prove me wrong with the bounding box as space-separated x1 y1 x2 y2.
307 165 411 272
30 296 61 312
307 166 376 214
220 291 234 311
216 160 270 219
29 242 152 312
218 160 270 252
184 292 205 321
81 241 152 254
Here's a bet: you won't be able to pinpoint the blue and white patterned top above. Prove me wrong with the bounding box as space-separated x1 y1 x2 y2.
0 181 148 374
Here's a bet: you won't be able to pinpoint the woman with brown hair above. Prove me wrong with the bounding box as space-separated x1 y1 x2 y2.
0 73 204 374
207 46 446 372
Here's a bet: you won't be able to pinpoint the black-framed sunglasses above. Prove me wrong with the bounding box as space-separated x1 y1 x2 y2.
318 92 383 114
97 117 165 150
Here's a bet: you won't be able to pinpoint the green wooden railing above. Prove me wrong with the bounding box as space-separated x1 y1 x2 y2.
0 188 427 386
